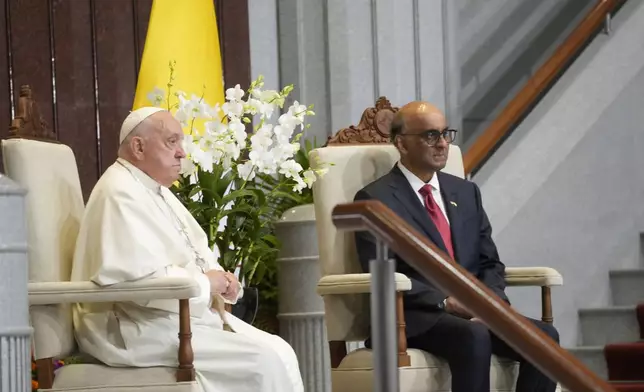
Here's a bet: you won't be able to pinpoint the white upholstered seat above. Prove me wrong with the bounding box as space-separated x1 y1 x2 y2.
52 365 194 392
334 348 518 392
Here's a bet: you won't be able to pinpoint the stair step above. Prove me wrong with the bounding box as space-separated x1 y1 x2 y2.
568 346 607 380
610 270 644 306
579 306 640 346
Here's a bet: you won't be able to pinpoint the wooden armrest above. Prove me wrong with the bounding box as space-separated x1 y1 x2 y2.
505 267 563 287
317 273 412 295
505 267 563 325
28 277 200 305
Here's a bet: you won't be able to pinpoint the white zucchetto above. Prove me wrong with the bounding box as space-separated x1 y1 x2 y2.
119 107 167 144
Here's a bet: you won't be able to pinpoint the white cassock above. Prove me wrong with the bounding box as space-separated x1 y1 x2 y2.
70 157 304 392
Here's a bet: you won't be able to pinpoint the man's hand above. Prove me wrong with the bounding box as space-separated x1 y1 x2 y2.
445 297 472 318
222 271 240 301
205 270 231 295
470 318 487 326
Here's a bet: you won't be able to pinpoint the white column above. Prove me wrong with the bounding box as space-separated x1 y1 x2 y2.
0 175 31 392
275 204 330 392
270 0 460 142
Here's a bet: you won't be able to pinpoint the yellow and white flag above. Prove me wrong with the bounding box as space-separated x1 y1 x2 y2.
132 0 225 114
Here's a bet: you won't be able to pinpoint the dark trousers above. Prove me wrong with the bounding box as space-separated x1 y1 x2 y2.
407 313 559 392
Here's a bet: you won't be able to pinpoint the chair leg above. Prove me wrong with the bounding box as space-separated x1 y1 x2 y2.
396 293 411 367
328 294 411 370
329 341 347 368
36 357 54 389
541 286 553 324
176 299 196 382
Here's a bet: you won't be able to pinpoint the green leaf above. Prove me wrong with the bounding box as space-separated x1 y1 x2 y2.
262 234 280 247
187 201 208 215
220 188 265 207
253 261 267 282
221 250 238 272
270 190 306 203
188 186 202 199
249 187 267 206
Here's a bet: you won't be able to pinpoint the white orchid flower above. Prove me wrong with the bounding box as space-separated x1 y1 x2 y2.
147 87 165 107
225 84 245 102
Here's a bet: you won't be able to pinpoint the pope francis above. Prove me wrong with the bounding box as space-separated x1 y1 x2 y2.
70 107 304 392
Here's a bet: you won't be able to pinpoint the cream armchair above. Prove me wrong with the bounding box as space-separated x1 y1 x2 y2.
310 98 563 392
2 86 200 392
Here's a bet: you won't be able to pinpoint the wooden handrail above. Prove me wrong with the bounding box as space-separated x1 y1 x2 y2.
332 200 615 392
463 0 624 175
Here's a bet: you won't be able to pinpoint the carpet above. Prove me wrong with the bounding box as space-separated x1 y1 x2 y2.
612 383 644 392
604 304 644 388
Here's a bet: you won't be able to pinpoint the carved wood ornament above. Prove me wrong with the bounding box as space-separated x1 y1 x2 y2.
326 96 399 145
9 85 57 141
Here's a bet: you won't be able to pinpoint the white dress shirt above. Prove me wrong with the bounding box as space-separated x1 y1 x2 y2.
397 162 450 225
398 162 453 307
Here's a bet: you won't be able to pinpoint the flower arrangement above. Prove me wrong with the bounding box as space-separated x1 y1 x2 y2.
147 62 327 286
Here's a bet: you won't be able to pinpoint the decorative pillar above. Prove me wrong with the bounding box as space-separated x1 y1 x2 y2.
272 0 460 142
275 204 330 392
0 175 31 392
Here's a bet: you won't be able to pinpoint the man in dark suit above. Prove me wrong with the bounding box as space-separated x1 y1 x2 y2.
354 101 559 392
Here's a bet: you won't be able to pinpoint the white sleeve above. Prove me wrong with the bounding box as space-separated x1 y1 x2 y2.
138 265 212 319
88 188 180 285
223 281 244 305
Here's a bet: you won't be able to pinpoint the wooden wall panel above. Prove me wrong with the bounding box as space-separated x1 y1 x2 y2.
217 1 251 90
0 0 11 142
8 0 54 132
132 0 152 78
93 0 138 173
52 0 97 200
0 0 251 197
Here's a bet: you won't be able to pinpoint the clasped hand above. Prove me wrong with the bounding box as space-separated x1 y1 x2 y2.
205 270 240 301
445 297 487 325
445 297 470 317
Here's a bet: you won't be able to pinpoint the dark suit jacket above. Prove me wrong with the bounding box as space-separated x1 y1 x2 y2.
354 165 509 339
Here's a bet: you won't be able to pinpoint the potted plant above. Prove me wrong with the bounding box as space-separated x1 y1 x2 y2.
146 62 326 323
250 138 319 332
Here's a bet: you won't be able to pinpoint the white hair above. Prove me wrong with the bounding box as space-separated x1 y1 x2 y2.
117 116 157 158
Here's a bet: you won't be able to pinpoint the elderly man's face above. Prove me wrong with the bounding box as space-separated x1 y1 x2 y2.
137 112 186 187
396 110 450 172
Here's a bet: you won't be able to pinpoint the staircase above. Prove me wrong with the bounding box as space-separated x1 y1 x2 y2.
473 0 644 351
569 269 644 391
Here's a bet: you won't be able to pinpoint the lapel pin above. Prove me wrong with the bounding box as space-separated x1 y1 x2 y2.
450 201 458 207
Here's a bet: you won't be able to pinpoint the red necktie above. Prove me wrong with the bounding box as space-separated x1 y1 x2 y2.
419 184 455 260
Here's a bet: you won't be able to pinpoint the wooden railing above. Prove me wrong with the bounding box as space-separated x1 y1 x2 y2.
333 200 616 392
463 0 625 175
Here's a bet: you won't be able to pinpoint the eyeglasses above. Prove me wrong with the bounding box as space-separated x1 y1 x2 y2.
397 128 457 146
